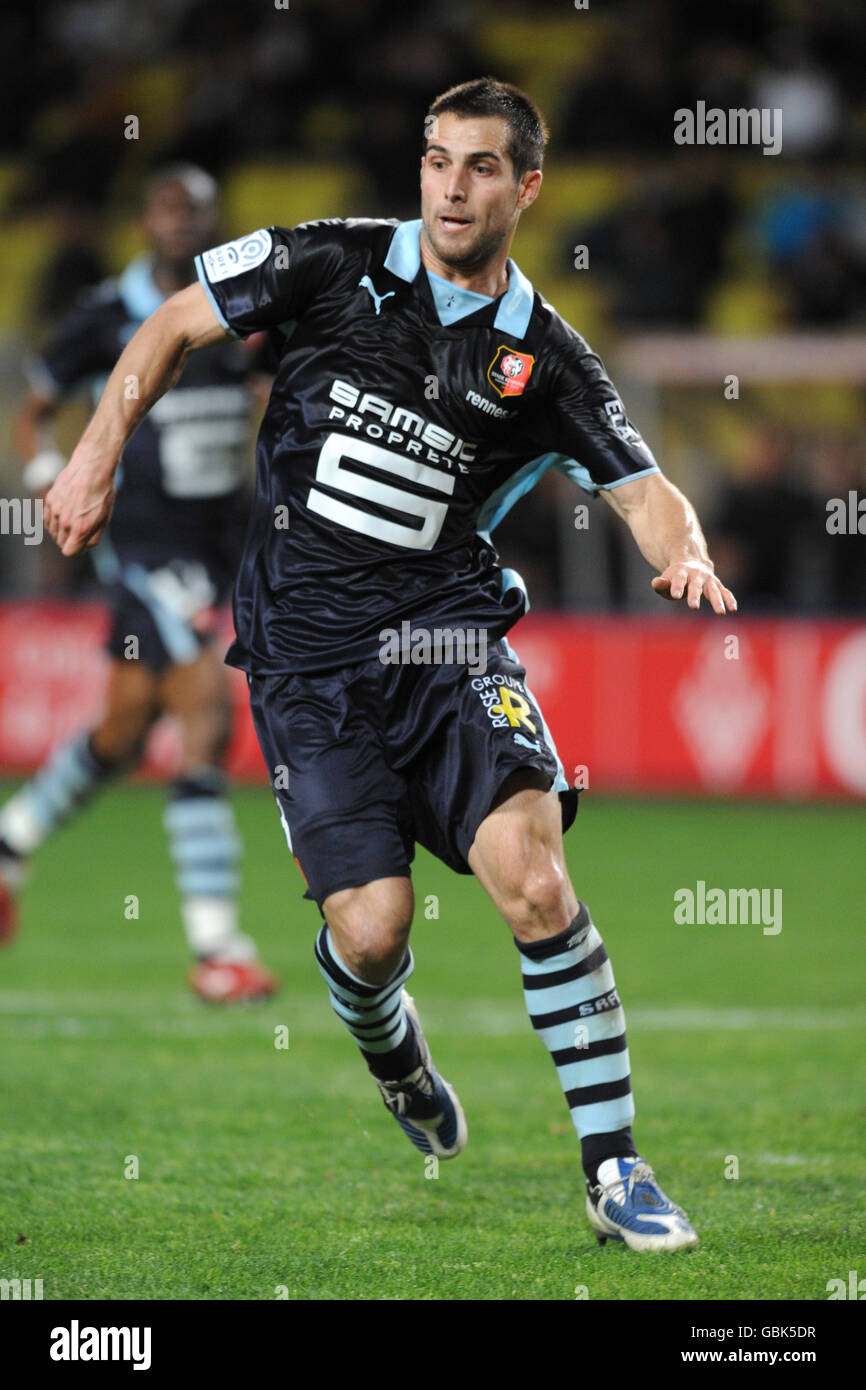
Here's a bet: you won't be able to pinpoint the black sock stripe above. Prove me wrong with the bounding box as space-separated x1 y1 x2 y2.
331 999 405 1034
529 991 622 1031
522 943 609 990
323 975 406 1015
580 1126 636 1181
565 1076 633 1110
355 1020 407 1047
361 1026 421 1079
168 769 227 800
550 1032 628 1066
514 903 591 961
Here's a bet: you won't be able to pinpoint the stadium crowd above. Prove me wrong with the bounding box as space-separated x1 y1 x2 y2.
1 0 864 613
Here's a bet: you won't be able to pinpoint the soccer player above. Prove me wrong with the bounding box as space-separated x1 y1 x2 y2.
44 80 737 1251
0 165 278 1003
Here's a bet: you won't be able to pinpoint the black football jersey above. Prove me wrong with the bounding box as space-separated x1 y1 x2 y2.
30 255 257 569
195 219 659 674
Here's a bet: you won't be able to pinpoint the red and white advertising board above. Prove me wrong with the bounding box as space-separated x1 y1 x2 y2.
0 602 864 799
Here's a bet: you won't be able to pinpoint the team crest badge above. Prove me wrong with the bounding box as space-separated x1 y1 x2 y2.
487 345 535 398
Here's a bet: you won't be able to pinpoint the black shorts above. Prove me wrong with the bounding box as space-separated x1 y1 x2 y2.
248 638 577 908
103 558 227 675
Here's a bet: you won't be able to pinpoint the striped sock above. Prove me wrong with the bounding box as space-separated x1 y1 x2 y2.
0 732 116 858
164 770 252 962
517 902 636 1183
314 924 420 1081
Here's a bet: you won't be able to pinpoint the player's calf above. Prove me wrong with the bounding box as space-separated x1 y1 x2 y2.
516 901 698 1251
165 768 278 1000
314 899 467 1160
472 790 692 1250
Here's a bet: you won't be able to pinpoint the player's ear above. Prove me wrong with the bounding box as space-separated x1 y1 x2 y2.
517 169 542 212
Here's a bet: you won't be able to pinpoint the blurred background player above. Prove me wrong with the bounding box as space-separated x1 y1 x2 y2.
0 165 278 1004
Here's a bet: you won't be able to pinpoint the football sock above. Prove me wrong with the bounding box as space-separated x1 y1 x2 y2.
0 732 117 866
164 769 254 962
581 1132 638 1188
314 924 420 1081
516 901 637 1184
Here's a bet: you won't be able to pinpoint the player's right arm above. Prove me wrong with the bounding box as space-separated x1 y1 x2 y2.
44 282 226 556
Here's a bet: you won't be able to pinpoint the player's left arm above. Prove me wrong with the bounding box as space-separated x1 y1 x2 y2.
545 336 736 614
601 471 737 614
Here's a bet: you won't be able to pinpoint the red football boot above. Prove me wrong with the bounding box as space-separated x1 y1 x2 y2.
189 958 279 1003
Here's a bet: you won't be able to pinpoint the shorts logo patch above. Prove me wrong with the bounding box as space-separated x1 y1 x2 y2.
487 345 535 398
202 230 273 284
472 675 538 734
493 686 537 733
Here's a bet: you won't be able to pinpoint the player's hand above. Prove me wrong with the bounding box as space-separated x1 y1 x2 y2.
652 562 737 614
44 455 116 557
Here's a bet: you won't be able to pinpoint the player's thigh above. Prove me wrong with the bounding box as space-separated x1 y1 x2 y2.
392 640 572 886
90 658 161 764
157 641 233 769
468 769 578 941
247 664 414 913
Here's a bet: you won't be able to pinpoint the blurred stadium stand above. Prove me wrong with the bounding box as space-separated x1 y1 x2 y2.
1 0 864 614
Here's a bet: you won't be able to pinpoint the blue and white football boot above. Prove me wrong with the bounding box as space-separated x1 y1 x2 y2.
374 991 468 1160
586 1155 698 1252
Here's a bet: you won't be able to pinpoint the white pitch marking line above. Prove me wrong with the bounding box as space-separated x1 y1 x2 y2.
0 996 864 1038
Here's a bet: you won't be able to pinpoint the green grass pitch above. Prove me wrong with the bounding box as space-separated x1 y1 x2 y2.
0 780 863 1300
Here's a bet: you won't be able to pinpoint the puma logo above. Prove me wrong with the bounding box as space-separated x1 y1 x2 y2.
359 275 395 315
512 732 540 753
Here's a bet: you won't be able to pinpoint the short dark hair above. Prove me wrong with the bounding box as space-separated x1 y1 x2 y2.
426 77 548 180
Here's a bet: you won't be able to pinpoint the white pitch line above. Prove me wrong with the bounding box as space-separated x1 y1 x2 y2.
0 995 863 1040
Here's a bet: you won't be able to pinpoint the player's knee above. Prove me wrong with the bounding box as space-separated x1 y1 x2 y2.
334 921 410 983
324 883 413 983
511 863 569 930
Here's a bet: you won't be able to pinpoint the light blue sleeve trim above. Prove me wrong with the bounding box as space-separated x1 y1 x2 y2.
383 219 422 281
476 452 559 535
194 255 238 337
550 455 600 496
599 464 660 491
500 566 530 615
